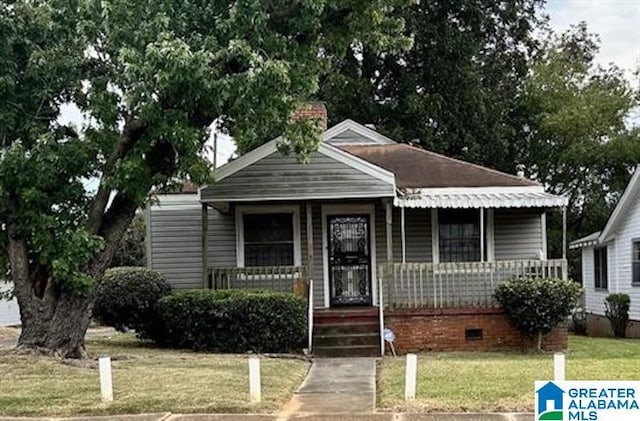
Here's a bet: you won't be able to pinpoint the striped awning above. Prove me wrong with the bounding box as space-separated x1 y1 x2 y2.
394 187 568 209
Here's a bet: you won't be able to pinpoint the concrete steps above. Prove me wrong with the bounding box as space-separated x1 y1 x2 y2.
312 307 380 357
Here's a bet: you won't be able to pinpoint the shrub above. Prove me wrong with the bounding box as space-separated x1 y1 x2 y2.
605 293 630 338
94 267 172 337
152 289 307 353
494 277 582 350
570 307 588 335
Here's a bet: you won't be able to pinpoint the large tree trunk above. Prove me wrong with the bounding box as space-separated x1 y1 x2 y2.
7 190 138 358
17 292 94 359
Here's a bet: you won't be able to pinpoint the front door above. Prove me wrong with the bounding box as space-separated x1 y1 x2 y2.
328 215 372 306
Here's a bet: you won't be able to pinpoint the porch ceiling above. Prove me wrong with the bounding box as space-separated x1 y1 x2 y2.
395 187 568 209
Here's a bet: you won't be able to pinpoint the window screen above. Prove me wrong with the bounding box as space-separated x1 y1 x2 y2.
243 213 294 267
439 209 480 262
594 247 608 289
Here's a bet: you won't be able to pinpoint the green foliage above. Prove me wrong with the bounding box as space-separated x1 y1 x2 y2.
604 293 630 338
110 213 146 268
151 289 307 353
522 24 640 264
1 0 409 297
494 278 582 349
93 267 172 337
320 0 544 172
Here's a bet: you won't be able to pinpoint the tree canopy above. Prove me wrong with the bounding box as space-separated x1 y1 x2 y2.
0 0 409 357
320 0 545 172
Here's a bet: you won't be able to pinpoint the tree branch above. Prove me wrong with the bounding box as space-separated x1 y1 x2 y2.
87 118 147 235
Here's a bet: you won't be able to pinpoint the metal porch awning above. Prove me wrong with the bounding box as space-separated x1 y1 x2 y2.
394 188 568 209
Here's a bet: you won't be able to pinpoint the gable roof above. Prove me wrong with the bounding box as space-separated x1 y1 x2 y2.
322 119 396 145
339 143 539 188
570 165 640 248
600 165 640 242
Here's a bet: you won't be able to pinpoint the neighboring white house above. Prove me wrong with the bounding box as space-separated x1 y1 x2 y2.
0 282 21 327
570 165 640 336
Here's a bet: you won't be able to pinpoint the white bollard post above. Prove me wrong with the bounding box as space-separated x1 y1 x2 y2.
554 352 565 381
405 353 417 401
249 357 261 403
98 356 113 402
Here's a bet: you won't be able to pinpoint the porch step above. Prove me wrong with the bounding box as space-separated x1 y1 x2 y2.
313 344 380 358
314 332 380 347
312 307 380 357
314 307 379 325
314 321 380 336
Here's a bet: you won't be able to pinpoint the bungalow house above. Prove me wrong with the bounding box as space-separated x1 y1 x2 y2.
146 104 569 356
570 165 640 337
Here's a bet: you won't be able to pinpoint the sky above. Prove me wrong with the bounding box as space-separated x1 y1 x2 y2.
60 0 640 167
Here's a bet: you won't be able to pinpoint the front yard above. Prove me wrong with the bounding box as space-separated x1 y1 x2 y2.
0 333 310 417
377 335 640 412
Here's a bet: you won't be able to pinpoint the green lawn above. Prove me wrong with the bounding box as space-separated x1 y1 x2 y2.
0 333 310 417
377 335 640 412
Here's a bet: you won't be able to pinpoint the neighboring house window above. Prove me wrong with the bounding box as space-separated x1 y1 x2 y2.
594 247 608 289
633 240 640 285
243 213 294 266
439 209 480 262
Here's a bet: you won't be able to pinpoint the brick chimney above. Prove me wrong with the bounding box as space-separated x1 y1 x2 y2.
292 102 328 132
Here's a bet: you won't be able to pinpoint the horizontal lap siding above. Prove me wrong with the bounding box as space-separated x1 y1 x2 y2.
202 151 394 201
148 195 203 290
376 204 432 305
494 209 543 260
207 207 236 268
325 129 381 145
608 195 640 320
582 247 609 316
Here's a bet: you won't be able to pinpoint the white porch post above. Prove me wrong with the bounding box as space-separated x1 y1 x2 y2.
562 206 568 280
401 206 406 264
201 203 209 288
480 208 485 262
541 212 548 260
306 203 314 280
386 200 393 263
431 209 439 263
486 209 495 261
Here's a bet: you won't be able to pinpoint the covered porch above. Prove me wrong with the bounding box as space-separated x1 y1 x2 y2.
201 192 569 310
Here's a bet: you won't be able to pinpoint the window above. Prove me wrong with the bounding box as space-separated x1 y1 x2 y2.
439 209 480 262
243 213 294 267
594 247 608 290
633 241 640 285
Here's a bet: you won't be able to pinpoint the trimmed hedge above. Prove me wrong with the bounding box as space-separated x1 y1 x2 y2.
150 289 307 353
494 277 581 350
93 267 172 337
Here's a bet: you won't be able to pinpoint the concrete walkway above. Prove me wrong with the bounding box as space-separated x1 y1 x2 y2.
283 357 377 415
0 413 536 420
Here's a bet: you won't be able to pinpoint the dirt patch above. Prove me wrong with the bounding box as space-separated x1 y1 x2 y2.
0 326 19 341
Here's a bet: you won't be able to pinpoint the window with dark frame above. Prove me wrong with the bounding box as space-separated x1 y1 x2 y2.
594 247 608 290
633 241 640 285
439 209 481 262
243 213 294 267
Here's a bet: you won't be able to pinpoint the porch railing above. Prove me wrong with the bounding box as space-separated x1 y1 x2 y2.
379 259 567 309
208 265 308 293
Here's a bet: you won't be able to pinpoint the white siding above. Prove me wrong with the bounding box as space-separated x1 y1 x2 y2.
0 283 21 326
582 246 610 316
609 194 640 320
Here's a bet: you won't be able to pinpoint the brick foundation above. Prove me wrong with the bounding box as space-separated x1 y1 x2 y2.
586 313 640 338
384 307 567 353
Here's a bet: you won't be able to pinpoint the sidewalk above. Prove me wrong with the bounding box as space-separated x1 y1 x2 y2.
284 357 377 414
0 413 536 420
